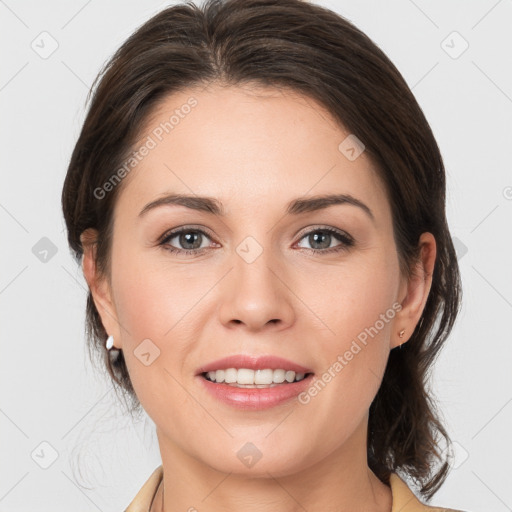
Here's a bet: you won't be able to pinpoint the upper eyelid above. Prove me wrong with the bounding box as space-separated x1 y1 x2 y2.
295 225 352 240
160 225 216 245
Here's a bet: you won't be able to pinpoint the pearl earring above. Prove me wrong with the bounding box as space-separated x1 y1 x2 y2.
106 335 114 350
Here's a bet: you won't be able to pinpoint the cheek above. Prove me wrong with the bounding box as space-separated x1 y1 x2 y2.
307 258 398 402
110 261 192 419
109 248 210 399
114 272 168 341
111 246 197 341
312 255 398 346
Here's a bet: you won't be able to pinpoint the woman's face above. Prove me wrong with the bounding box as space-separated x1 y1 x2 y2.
87 83 432 477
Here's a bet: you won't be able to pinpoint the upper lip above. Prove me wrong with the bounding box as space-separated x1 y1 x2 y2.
196 355 313 375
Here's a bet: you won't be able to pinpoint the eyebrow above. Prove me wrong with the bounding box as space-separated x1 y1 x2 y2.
138 193 375 222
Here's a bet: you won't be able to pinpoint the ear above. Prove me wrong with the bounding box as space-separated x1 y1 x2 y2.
80 228 122 349
391 232 436 350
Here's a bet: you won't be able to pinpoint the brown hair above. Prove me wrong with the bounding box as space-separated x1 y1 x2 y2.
61 0 462 500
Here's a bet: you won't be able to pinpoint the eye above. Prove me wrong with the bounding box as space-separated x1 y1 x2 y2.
295 227 354 254
159 226 216 256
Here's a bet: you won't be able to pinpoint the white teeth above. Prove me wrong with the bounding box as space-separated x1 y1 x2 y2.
255 369 273 384
204 368 309 385
237 368 255 384
224 368 237 383
273 369 285 383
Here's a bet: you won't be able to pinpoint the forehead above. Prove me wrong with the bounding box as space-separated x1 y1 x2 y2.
115 83 390 225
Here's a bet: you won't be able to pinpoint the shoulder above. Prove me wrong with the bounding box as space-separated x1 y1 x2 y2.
389 473 468 512
124 465 163 512
125 466 470 512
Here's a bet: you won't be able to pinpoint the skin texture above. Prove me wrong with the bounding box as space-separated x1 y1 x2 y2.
81 83 436 512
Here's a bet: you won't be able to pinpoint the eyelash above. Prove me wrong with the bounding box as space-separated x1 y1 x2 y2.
158 225 354 256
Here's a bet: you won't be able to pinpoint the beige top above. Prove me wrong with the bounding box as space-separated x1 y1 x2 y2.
124 465 466 512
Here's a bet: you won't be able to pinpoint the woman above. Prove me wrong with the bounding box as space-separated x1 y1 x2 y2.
61 0 467 510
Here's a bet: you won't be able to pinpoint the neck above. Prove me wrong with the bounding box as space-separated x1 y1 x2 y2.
151 418 392 512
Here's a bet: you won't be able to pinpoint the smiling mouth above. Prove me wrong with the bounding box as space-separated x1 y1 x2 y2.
201 369 314 388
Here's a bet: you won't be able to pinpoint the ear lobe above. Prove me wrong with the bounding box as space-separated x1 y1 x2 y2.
80 228 120 343
391 232 436 349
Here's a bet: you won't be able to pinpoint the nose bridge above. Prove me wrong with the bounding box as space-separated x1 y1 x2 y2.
218 231 295 329
234 232 281 302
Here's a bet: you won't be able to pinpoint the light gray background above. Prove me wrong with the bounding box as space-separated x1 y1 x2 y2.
1 0 511 511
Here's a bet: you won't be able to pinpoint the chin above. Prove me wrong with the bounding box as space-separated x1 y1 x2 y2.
196 437 312 478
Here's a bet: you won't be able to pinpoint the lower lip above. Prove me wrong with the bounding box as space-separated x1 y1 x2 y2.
197 373 315 410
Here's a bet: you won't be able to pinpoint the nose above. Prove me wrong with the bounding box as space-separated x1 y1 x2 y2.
217 243 296 332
